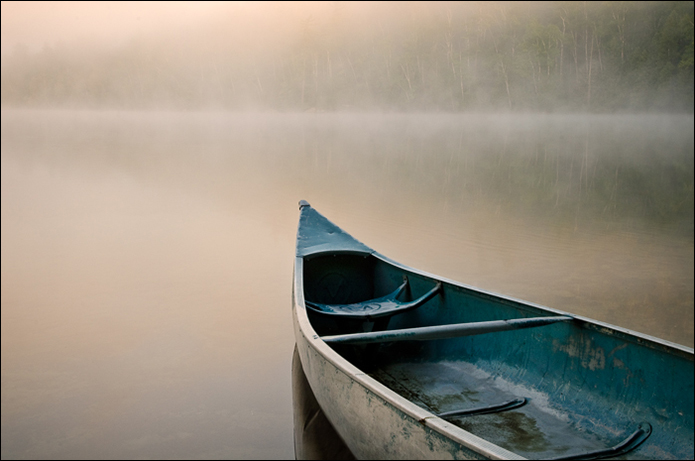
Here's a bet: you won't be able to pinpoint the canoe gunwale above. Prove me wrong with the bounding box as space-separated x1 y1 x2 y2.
371 252 694 358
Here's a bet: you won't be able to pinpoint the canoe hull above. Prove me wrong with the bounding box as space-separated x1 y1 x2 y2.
292 203 694 460
293 257 524 460
292 344 355 460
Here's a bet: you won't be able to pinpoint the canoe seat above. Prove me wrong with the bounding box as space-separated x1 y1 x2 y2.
306 277 441 321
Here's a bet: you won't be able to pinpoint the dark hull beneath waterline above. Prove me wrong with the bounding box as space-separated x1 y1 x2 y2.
292 345 355 460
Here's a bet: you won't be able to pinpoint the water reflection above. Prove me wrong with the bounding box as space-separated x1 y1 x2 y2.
292 346 354 460
1 110 692 459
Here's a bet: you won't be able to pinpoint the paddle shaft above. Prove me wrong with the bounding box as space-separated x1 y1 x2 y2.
322 316 573 345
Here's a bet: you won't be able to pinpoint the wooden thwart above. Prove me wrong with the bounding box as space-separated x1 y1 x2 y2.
321 316 573 345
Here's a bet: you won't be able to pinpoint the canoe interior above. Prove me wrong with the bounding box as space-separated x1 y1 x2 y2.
303 252 694 460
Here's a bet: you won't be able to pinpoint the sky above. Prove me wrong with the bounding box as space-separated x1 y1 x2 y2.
0 1 231 56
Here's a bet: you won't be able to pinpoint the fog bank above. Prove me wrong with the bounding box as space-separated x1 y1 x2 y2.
2 1 693 112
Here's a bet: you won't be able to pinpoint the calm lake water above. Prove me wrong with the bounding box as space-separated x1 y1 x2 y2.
1 110 693 459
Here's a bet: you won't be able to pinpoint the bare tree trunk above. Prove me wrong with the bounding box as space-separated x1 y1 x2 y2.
301 57 306 106
530 57 539 96
313 53 318 104
501 59 512 109
326 50 332 80
445 7 455 76
573 32 579 83
587 30 594 108
401 63 413 98
459 50 465 105
584 3 589 80
612 7 626 64
492 35 512 109
560 16 566 77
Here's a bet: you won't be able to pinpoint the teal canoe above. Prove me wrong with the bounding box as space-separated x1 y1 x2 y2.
292 201 694 460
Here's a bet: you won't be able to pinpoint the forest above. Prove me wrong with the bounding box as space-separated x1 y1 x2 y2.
1 1 693 112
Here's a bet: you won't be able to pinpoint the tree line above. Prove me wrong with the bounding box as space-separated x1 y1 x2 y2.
1 1 693 112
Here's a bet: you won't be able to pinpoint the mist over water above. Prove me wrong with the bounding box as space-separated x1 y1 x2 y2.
2 1 693 459
1 109 693 459
3 2 693 112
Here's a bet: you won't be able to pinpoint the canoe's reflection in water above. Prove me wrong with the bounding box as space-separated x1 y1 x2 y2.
292 345 355 460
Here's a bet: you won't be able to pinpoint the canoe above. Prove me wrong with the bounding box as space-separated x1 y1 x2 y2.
292 201 694 460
